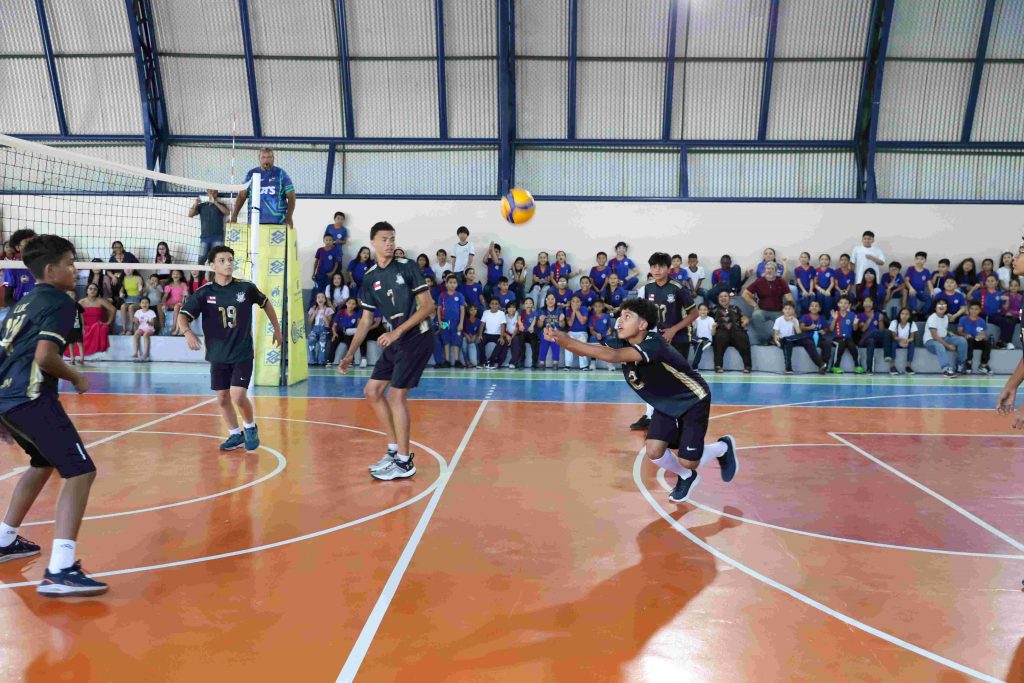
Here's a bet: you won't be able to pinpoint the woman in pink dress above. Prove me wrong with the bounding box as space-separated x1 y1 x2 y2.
79 282 115 356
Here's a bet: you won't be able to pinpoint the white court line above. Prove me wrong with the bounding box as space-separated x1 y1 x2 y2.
829 432 1024 554
0 467 29 482
80 398 217 451
834 431 1024 438
634 449 1004 683
20 431 286 527
713 391 996 419
337 399 491 683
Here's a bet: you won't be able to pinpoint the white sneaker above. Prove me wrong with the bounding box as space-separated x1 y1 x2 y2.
371 454 416 480
368 452 396 473
1007 344 1015 350
589 362 597 370
359 358 368 368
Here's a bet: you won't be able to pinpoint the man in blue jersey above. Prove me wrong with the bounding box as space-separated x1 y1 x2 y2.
546 297 739 503
230 147 296 228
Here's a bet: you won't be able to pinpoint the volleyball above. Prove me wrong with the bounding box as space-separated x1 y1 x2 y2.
500 188 535 224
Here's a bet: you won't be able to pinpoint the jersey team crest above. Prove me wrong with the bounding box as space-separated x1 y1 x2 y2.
236 292 246 303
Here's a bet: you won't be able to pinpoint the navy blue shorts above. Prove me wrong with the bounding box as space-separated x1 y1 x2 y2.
371 330 435 389
210 359 254 391
647 398 711 461
439 323 461 346
1 394 95 478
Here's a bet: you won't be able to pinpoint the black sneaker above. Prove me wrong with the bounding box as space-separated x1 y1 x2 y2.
0 535 41 564
669 472 700 503
889 366 899 376
371 453 416 480
629 415 651 431
717 435 739 482
980 364 992 375
453 361 465 368
965 360 973 372
905 365 915 375
439 361 452 369
37 560 108 597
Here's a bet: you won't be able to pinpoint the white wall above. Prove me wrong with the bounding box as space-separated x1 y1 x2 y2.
293 199 1024 283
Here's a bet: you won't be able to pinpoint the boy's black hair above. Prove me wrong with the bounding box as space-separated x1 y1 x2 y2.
436 248 448 255
782 301 795 308
889 261 902 269
968 301 981 308
721 254 732 263
579 275 591 283
840 253 851 260
492 243 501 251
9 229 37 251
207 245 234 263
369 221 395 240
21 234 75 279
323 233 334 241
619 297 658 330
596 251 607 258
464 266 475 274
498 276 509 284
140 296 150 304
863 230 875 238
818 253 831 260
333 211 345 219
836 295 852 305
647 252 671 268
442 269 453 279
671 254 682 261
457 226 470 236
445 275 458 284
915 251 927 259
488 297 500 305
505 301 518 310
697 302 709 309
615 241 628 250
687 253 698 260
938 258 950 266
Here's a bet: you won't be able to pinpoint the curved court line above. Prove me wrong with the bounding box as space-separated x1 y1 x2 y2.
709 390 997 420
634 451 1003 683
21 431 287 527
653 468 1024 561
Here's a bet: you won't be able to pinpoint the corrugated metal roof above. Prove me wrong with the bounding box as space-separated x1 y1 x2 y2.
346 0 436 57
685 0 771 59
767 61 861 140
515 147 678 197
248 0 337 57
682 61 763 139
350 60 439 136
576 60 663 139
774 0 871 58
57 56 142 134
877 62 973 141
443 0 495 57
45 0 132 54
446 59 498 137
0 58 59 133
256 59 344 137
151 0 244 56
336 145 497 194
160 56 254 135
578 0 668 58
515 59 567 137
670 60 685 139
887 0 985 59
973 64 1024 142
987 0 1024 59
876 150 1024 200
0 0 44 55
688 149 858 198
515 0 568 56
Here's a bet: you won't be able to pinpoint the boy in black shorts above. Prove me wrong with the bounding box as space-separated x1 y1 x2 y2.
179 246 281 452
0 235 107 596
546 297 739 503
338 221 437 481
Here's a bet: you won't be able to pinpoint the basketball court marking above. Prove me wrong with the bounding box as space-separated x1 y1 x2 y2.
709 391 996 420
80 398 217 450
337 399 491 683
19 430 287 526
829 432 1024 553
634 448 1004 683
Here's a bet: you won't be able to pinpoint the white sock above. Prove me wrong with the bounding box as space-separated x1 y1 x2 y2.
243 421 256 430
0 523 17 548
645 404 655 418
229 427 242 435
651 451 689 477
49 539 76 573
396 453 410 463
387 443 398 453
700 441 728 465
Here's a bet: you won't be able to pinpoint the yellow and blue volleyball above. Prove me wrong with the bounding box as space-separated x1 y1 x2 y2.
500 188 535 224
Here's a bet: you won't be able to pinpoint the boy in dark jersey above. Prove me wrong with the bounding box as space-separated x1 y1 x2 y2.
546 297 738 503
179 246 282 452
339 221 437 481
0 235 107 596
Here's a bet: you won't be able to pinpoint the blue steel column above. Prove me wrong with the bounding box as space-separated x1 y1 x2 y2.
34 0 68 136
661 0 679 140
866 0 895 201
435 0 449 138
757 0 780 140
125 0 170 175
334 0 356 138
566 0 578 138
496 0 515 194
853 0 883 200
961 0 997 142
237 0 262 137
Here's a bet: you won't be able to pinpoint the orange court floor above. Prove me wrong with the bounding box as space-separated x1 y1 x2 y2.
0 372 1022 682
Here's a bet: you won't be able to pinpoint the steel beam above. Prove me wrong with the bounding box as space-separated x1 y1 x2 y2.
661 0 679 140
237 0 262 137
757 0 781 140
33 0 68 136
435 0 449 138
961 0 998 142
334 0 356 138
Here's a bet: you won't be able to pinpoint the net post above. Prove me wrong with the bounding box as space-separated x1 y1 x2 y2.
247 172 261 398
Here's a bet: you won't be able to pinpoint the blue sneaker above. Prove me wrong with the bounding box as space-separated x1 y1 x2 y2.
669 472 699 503
244 425 260 451
0 535 40 563
717 435 739 483
219 432 245 451
38 560 108 597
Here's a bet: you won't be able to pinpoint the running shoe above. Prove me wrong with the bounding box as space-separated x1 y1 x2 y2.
219 432 245 451
368 450 397 473
717 435 739 483
630 415 651 431
0 535 40 564
244 425 260 451
371 453 416 481
37 560 108 597
668 472 700 503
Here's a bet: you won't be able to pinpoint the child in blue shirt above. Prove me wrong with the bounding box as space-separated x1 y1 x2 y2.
519 298 539 368
462 304 483 368
312 234 343 296
669 254 688 287
936 277 967 324
880 261 906 321
564 295 590 370
611 241 640 291
437 275 466 368
576 276 599 308
834 254 856 302
589 251 612 294
931 258 955 294
602 272 628 313
904 251 932 317
957 302 992 373
324 211 348 248
979 274 1014 347
814 253 836 313
800 299 831 361
792 251 815 315
552 276 572 311
855 296 885 373
828 295 864 374
460 267 486 309
496 277 517 308
483 242 504 300
536 292 564 369
347 246 372 299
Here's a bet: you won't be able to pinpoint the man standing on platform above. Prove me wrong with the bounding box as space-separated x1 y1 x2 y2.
188 189 228 264
230 147 296 229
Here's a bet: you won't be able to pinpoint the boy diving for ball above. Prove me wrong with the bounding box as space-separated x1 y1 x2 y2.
545 297 738 502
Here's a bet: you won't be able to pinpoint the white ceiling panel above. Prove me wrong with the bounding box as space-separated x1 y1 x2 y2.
351 60 439 136
446 59 497 137
249 0 337 57
160 56 253 135
578 0 669 58
46 0 132 54
973 64 1024 141
877 62 973 141
444 0 496 57
255 59 343 137
774 0 872 58
515 0 568 56
577 60 663 139
57 56 142 134
0 0 44 55
682 61 763 139
0 58 59 133
686 0 771 59
767 61 862 140
887 0 985 59
347 0 436 57
515 59 567 137
151 0 244 55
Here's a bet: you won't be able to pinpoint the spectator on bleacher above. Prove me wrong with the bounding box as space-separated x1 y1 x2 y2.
520 297 540 368
855 268 882 310
460 267 486 309
742 261 792 344
977 258 996 296
880 261 906 320
231 147 296 228
792 251 815 314
108 241 138 265
706 254 743 303
979 274 1014 347
799 299 832 362
1007 279 1023 339
813 253 836 312
188 189 228 264
480 298 506 368
153 241 173 283
603 271 628 314
684 253 707 301
925 299 967 378
746 247 787 283
610 242 640 292
451 226 475 284
394 248 406 260
530 251 553 306
958 302 992 374
851 230 885 284
936 277 968 324
324 212 348 253
328 297 369 368
827 295 863 374
669 254 687 286
536 292 563 369
2 241 13 259
495 277 517 309
997 251 1016 289
835 254 856 301
162 270 189 336
562 296 589 370
883 307 918 375
688 303 714 368
437 275 466 368
86 261 115 302
131 297 157 363
306 291 333 367
491 301 524 370
508 256 528 304
432 249 449 281
483 242 503 300
119 268 144 336
905 251 933 316
347 246 372 299
146 274 165 334
462 303 483 368
415 254 433 282
855 296 885 373
2 229 37 306
954 258 979 297
188 269 208 293
80 282 114 355
590 251 612 295
552 250 580 286
931 258 954 293
552 276 572 311
710 290 752 373
588 299 613 370
312 233 343 296
325 272 350 310
575 276 598 309
772 302 826 374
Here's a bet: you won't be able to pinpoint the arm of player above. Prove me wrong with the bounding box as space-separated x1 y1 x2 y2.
663 305 698 342
381 290 436 348
229 188 248 223
543 327 642 364
34 339 88 393
338 309 376 373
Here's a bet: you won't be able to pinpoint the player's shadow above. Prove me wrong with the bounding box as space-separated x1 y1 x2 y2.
398 506 742 680
12 591 113 682
1008 636 1024 683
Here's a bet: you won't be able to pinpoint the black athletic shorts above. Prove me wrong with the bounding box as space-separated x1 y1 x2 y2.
647 397 711 461
371 330 435 390
210 359 254 391
0 393 96 478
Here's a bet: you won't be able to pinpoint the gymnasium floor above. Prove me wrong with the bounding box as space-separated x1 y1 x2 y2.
0 364 1021 682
